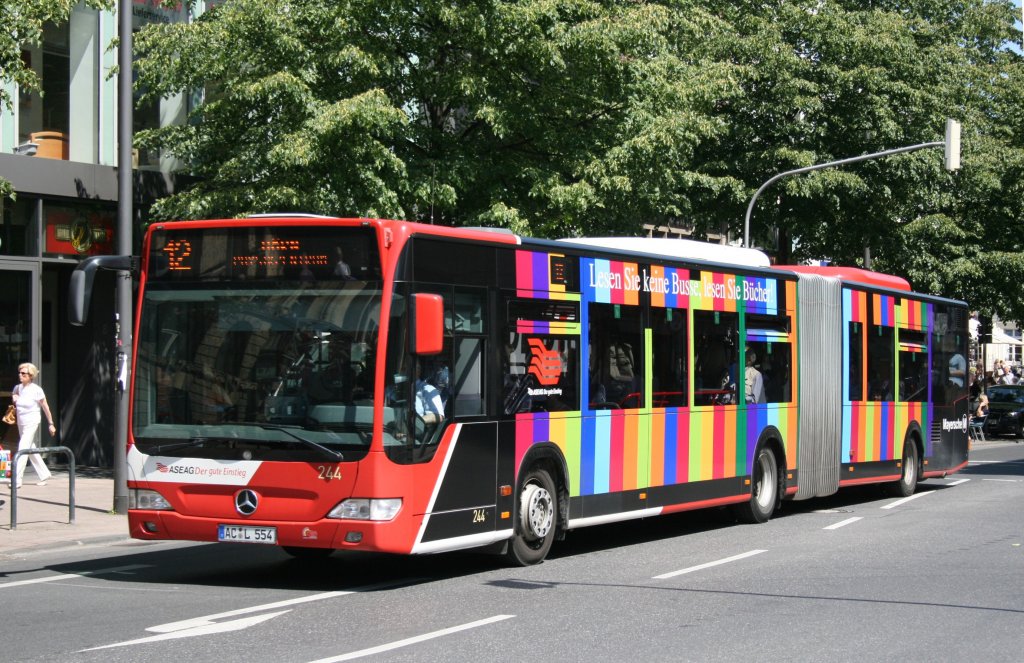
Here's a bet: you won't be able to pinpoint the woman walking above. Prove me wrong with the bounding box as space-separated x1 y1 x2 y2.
10 362 55 488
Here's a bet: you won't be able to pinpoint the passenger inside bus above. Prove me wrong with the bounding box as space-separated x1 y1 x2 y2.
869 372 894 401
605 341 636 404
744 349 766 404
693 322 737 405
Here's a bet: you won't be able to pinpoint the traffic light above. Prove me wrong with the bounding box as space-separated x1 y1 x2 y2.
945 119 961 171
977 315 992 344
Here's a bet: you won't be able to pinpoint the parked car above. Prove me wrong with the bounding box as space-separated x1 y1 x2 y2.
984 385 1024 438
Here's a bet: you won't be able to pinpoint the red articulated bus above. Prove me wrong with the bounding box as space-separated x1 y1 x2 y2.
69 215 970 565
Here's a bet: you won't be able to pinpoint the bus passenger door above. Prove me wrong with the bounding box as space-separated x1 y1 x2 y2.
419 422 498 545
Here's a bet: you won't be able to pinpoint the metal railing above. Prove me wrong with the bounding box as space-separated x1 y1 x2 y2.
9 446 76 530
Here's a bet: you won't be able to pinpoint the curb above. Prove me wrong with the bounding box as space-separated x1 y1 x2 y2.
0 532 134 556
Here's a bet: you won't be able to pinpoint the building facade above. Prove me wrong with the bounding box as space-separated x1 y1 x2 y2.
0 1 201 465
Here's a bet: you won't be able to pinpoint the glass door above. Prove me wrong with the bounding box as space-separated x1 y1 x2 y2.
0 264 38 402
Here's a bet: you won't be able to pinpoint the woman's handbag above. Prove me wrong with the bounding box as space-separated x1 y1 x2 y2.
2 404 15 425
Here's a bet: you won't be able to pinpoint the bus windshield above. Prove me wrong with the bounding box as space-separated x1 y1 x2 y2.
132 225 382 462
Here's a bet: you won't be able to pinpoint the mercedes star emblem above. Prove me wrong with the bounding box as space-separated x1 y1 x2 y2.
235 489 259 516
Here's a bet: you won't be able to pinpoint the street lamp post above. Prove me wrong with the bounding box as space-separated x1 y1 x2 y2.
743 119 961 249
113 0 134 515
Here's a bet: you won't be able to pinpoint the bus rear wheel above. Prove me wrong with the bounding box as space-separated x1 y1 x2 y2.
506 467 557 566
891 440 919 498
734 445 779 524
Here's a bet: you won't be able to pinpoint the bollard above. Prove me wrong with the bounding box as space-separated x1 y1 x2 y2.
10 446 76 530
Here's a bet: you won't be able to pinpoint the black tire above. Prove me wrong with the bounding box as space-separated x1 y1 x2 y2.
282 546 334 560
506 467 558 566
734 445 779 524
891 440 919 498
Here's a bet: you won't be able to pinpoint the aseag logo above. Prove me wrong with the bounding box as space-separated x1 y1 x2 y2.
527 338 562 386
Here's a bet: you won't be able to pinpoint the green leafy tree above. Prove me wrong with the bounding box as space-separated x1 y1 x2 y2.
692 1 1024 319
135 0 1024 318
133 0 745 235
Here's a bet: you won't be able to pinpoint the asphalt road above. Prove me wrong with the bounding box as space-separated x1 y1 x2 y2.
3 441 1022 663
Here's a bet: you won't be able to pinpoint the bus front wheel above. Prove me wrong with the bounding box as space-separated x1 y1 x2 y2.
734 445 779 524
506 467 558 566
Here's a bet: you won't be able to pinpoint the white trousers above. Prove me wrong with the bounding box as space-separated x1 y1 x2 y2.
13 418 52 486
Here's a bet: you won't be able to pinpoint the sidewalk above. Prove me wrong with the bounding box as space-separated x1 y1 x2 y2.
0 467 128 555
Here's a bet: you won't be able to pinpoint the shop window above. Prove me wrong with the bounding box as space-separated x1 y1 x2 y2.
0 197 40 257
14 9 102 163
133 1 191 170
18 23 70 150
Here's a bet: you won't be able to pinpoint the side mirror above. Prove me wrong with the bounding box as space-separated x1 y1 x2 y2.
69 255 136 326
410 293 444 355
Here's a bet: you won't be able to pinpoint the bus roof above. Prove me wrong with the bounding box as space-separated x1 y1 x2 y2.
555 237 771 268
774 265 911 291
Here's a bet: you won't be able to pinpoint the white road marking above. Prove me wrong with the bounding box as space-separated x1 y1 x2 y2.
146 590 353 633
969 460 999 464
946 478 971 486
823 517 862 530
307 615 516 662
881 491 934 510
82 611 290 651
653 549 767 580
0 564 151 589
982 478 1020 482
80 580 419 651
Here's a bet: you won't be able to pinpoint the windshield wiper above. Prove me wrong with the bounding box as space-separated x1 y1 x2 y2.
256 423 345 461
149 438 214 455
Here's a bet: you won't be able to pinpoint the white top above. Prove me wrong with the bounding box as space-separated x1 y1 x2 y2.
948 354 966 387
556 237 771 268
415 380 444 418
745 366 766 404
13 382 46 422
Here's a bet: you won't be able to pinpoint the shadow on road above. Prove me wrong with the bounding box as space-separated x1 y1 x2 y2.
21 448 1020 594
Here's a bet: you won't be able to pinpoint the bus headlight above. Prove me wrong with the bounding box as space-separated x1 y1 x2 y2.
129 489 174 511
328 498 402 521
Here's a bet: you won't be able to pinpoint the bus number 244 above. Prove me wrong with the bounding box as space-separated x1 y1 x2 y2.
317 465 342 480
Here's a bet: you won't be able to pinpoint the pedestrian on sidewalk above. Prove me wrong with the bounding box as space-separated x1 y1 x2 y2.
10 362 55 488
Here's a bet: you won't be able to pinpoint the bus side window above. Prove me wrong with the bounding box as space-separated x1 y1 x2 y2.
453 337 483 416
504 333 579 413
867 325 895 401
745 339 792 404
651 307 687 407
898 329 929 403
848 321 864 401
693 311 738 406
588 303 643 408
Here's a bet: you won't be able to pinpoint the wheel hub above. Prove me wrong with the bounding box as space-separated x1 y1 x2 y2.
521 483 553 540
755 453 776 509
